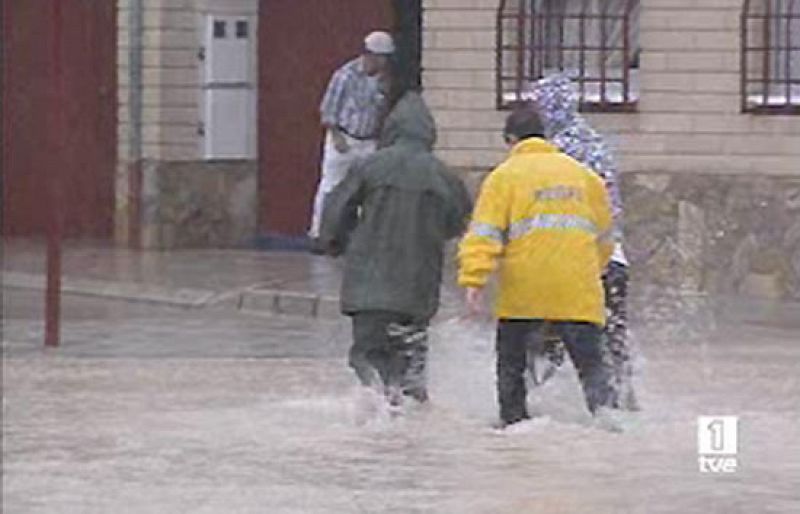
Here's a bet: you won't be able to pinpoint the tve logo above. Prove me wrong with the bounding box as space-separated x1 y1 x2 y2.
697 416 738 473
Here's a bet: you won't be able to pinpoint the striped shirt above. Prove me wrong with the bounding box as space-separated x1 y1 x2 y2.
319 57 386 139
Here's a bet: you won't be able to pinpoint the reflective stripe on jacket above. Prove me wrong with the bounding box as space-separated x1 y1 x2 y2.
457 138 613 325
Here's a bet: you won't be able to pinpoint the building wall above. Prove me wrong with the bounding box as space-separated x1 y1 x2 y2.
116 0 258 248
423 0 800 176
115 0 399 247
422 0 800 301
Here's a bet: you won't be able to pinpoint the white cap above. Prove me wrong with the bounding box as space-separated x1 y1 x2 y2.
364 31 395 55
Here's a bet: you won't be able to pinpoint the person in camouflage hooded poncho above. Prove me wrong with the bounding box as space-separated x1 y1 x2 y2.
530 73 639 411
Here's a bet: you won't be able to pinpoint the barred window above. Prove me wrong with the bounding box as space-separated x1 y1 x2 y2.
497 0 640 111
742 0 800 114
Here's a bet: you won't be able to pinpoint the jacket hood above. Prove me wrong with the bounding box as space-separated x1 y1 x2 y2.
531 74 626 247
531 73 580 138
379 91 437 149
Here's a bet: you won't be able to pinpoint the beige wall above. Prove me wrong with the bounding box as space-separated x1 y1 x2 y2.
116 0 257 244
423 0 800 176
117 0 258 164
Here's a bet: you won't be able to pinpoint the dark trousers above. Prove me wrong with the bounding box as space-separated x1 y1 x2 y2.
603 261 635 407
350 311 429 401
497 319 613 424
527 262 636 409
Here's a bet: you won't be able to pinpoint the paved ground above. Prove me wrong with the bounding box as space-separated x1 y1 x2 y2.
3 283 799 513
2 240 343 296
1 240 350 316
2 289 350 359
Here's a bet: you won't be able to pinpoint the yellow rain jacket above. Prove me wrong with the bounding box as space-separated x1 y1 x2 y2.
458 138 614 326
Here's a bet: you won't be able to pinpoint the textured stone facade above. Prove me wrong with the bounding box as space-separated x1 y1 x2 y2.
140 161 258 249
622 172 800 301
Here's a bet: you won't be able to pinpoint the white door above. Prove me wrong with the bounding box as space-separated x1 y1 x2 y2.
201 15 257 159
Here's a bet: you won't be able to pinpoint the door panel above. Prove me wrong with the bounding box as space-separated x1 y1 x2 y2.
202 14 257 159
1 0 116 238
257 0 392 236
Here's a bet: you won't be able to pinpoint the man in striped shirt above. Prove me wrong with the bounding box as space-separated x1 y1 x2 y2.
308 31 395 246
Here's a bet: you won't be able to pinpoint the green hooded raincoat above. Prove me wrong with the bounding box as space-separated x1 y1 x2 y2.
319 92 472 320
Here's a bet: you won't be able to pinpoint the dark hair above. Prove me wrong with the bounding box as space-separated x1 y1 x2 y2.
503 103 545 141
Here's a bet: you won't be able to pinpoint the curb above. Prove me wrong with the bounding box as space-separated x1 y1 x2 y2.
2 271 341 319
2 271 216 308
238 288 340 319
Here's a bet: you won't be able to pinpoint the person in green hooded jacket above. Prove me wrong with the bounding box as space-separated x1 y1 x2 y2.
319 90 472 408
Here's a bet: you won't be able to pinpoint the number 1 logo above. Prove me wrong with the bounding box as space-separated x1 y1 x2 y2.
698 416 738 456
707 418 725 452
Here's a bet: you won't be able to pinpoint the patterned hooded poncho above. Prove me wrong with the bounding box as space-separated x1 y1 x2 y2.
531 74 627 264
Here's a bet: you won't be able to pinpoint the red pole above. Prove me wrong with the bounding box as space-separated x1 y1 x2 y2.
128 160 142 250
45 0 64 347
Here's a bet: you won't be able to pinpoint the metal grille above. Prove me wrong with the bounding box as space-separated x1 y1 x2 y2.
742 0 800 114
497 0 640 111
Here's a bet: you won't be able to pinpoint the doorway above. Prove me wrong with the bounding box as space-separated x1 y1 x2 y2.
257 0 422 242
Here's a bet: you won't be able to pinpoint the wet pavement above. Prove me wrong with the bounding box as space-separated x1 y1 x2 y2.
1 240 351 319
2 240 468 321
2 240 344 296
3 285 800 513
2 289 350 360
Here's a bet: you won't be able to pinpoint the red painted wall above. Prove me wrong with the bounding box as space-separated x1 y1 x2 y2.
258 0 393 236
2 0 116 238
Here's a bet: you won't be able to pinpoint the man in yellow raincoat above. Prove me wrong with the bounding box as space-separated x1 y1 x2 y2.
458 107 616 428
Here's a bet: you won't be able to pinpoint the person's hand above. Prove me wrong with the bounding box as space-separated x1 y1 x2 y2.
332 131 350 154
465 287 484 318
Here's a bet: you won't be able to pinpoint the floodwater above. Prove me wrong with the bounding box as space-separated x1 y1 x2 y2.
3 298 799 513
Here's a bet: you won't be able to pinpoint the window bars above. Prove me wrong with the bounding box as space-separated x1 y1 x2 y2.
742 0 800 114
497 0 640 111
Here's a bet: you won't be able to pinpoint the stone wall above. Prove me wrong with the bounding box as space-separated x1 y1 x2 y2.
622 172 800 301
140 161 258 249
457 168 800 302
